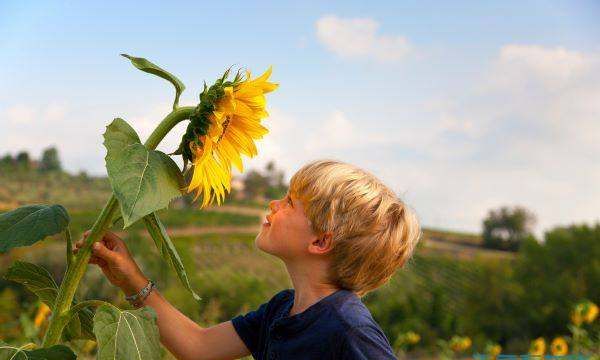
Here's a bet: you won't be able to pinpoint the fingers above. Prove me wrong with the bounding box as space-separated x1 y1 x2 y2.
91 241 118 263
101 231 126 252
88 255 108 267
74 231 125 251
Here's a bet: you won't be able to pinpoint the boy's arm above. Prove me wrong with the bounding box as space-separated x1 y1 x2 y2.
138 285 250 360
75 231 250 360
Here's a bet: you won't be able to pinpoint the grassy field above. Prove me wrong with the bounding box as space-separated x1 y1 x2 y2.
0 171 538 359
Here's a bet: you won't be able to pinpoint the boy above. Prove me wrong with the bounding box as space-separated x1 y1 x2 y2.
75 159 421 360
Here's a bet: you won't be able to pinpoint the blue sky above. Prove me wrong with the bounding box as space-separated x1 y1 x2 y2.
1 1 599 234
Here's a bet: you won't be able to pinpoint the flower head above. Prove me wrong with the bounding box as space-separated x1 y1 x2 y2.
449 336 471 352
529 337 546 356
484 343 502 359
584 301 598 323
550 337 568 356
571 300 599 326
34 302 51 328
176 67 278 207
406 331 421 345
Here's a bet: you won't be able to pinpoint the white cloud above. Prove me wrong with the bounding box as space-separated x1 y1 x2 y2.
316 15 411 62
489 45 592 90
420 44 600 234
5 104 36 124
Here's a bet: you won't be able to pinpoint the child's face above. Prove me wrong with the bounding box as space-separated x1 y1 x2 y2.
255 191 318 260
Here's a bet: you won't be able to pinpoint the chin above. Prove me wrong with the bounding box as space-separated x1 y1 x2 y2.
255 231 282 257
255 231 271 253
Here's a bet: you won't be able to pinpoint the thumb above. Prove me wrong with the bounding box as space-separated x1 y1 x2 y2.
92 241 116 262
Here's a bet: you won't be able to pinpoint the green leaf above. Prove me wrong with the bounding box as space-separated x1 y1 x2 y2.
0 205 69 252
94 304 161 360
103 118 184 228
5 261 95 340
0 342 76 360
121 53 185 109
5 261 58 306
144 212 201 301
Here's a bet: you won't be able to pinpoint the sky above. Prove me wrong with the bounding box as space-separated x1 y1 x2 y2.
1 1 599 235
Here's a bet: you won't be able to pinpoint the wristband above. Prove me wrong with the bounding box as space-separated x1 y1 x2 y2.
125 280 155 307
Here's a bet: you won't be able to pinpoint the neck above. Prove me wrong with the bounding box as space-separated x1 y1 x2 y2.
284 259 340 316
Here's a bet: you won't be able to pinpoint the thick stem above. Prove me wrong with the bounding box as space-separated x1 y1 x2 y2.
42 106 194 346
65 228 73 270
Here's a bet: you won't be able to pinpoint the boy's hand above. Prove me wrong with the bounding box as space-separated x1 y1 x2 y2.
74 230 148 296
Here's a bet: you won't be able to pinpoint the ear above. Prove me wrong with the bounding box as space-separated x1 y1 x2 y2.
308 232 333 255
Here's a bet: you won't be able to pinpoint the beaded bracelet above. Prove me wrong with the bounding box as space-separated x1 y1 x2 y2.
125 280 156 308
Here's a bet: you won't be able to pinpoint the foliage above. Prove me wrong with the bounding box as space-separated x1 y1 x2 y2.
482 205 536 251
0 342 76 360
93 304 161 360
514 224 600 337
242 161 287 201
1 54 197 358
103 118 184 227
0 205 69 252
39 147 62 173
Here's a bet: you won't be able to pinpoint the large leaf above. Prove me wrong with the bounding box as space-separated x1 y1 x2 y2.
5 261 58 306
5 261 95 340
94 304 161 360
144 212 200 301
121 54 185 108
103 118 184 228
0 205 69 252
0 342 76 360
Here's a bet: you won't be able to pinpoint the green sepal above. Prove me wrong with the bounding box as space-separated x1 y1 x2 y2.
121 54 185 109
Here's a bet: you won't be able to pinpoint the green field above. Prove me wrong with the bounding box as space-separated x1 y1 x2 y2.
1 171 598 358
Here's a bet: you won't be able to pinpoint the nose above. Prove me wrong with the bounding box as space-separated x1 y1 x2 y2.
268 199 279 213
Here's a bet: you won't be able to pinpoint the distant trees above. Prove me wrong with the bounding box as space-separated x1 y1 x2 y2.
15 151 31 171
241 160 287 201
0 146 62 173
39 147 62 172
482 206 536 251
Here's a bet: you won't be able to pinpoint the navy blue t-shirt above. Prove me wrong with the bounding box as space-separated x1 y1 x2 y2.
231 288 397 359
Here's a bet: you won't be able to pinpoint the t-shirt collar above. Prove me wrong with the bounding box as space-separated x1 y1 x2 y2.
272 288 354 334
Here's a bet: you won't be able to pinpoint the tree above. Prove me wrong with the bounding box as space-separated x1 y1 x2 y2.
482 206 536 251
15 151 31 171
39 146 62 172
242 161 288 201
0 154 14 169
243 169 270 200
514 223 600 337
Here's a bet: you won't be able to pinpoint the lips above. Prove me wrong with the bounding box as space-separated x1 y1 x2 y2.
263 215 272 226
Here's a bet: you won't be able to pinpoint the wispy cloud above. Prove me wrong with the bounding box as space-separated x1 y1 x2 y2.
316 15 411 62
415 44 600 233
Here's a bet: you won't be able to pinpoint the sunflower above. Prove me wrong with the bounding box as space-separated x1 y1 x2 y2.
572 300 599 326
529 337 545 356
176 67 278 207
486 344 502 358
405 331 421 345
449 336 471 352
584 302 598 323
550 337 568 356
34 302 51 328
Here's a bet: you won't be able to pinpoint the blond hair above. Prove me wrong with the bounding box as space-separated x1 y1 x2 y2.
289 160 421 297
